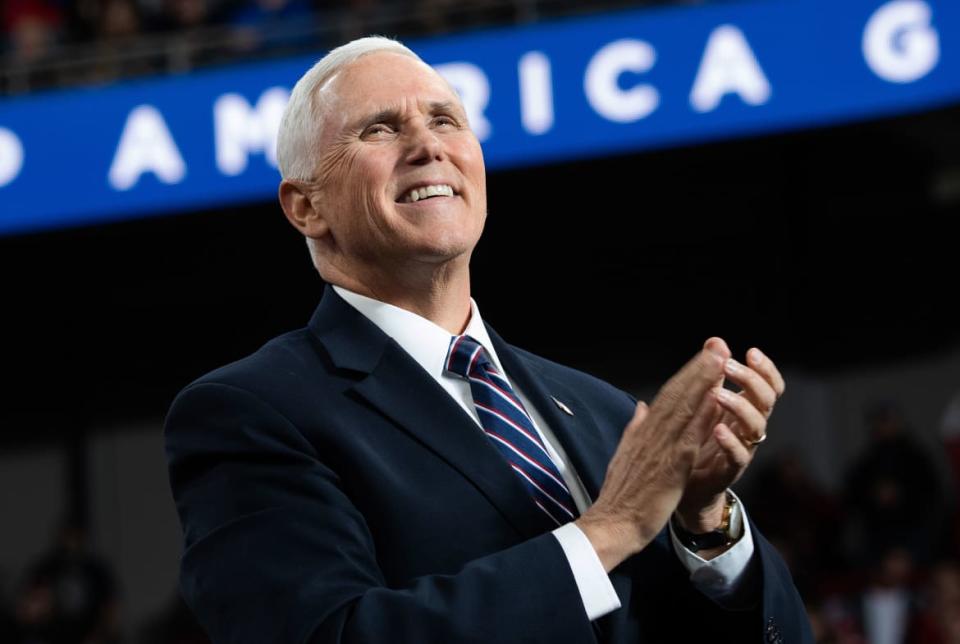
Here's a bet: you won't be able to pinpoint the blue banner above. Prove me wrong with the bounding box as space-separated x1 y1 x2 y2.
1 0 958 235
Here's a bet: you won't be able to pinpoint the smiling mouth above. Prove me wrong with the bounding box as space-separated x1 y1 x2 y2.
398 184 456 203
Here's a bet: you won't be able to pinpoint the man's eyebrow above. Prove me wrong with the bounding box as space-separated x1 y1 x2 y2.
353 108 401 132
428 100 461 114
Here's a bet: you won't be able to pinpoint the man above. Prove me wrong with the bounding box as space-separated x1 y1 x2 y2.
165 36 812 643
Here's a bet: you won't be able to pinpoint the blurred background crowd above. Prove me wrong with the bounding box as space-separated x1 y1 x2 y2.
0 0 661 94
2 0 959 643
749 397 960 644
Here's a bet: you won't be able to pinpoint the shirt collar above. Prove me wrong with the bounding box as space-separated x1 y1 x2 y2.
331 285 506 378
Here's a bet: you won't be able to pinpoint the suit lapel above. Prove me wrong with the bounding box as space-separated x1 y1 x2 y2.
486 326 612 503
309 287 557 539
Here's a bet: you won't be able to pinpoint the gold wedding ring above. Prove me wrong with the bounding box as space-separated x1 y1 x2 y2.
745 433 767 447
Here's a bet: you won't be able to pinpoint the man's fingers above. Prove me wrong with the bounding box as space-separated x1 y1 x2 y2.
685 387 723 447
654 338 730 424
722 358 777 416
748 348 785 398
703 337 731 360
675 338 730 391
716 387 767 444
712 423 753 468
634 400 649 419
625 401 649 434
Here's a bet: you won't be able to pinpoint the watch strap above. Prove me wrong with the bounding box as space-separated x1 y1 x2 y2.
672 492 742 553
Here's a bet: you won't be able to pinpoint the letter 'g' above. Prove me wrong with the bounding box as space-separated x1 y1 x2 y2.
0 127 24 188
863 0 940 83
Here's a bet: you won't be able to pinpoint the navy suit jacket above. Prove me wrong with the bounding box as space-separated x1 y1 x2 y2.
165 286 813 643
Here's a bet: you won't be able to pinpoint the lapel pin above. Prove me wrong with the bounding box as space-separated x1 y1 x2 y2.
551 396 574 416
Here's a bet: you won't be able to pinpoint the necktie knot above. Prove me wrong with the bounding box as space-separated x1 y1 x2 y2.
445 335 492 379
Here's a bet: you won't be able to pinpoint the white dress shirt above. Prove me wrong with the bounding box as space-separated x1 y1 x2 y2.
333 285 755 620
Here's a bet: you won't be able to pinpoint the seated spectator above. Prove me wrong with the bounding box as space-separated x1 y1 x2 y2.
861 548 920 644
334 0 393 46
14 521 119 644
97 0 142 42
744 451 842 598
149 0 226 70
81 0 155 85
414 0 517 35
2 0 63 91
811 549 921 644
845 401 945 567
908 560 960 644
3 0 61 61
227 0 317 54
154 0 213 32
941 391 960 557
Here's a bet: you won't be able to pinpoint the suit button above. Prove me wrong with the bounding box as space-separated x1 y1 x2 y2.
766 626 781 643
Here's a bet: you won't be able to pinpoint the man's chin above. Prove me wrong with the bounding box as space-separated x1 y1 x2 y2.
407 241 476 267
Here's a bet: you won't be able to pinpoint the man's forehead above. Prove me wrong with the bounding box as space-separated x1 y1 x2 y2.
321 52 461 113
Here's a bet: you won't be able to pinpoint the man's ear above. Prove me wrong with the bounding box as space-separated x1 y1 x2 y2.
279 180 330 240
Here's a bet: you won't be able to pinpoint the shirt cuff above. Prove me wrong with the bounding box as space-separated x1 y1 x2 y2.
552 522 622 621
668 490 756 601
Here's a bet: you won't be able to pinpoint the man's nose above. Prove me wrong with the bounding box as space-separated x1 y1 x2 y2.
403 122 444 165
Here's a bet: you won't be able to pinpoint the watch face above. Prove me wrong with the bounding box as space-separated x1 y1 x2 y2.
726 496 744 541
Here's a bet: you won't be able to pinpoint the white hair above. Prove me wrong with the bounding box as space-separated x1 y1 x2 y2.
276 36 422 181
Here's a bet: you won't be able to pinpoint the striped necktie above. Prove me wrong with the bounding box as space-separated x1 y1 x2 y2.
445 334 577 526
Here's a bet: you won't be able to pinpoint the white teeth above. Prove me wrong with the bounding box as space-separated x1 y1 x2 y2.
404 184 454 203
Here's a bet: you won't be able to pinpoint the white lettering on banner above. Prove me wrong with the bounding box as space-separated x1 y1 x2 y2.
519 51 554 135
435 62 492 141
689 25 771 113
863 0 939 83
214 87 289 176
0 127 24 188
585 39 660 123
108 105 186 191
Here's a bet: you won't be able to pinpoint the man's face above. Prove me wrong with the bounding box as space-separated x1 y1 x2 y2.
307 52 487 273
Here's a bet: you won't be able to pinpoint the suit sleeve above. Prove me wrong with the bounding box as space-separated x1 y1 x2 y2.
165 382 598 644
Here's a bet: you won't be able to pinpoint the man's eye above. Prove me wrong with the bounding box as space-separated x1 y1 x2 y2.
433 116 458 127
364 124 394 137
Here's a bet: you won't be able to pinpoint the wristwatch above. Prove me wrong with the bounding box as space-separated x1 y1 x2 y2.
671 492 743 552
